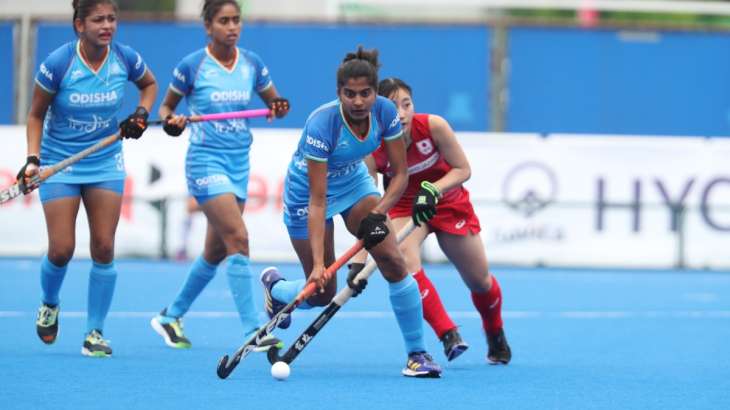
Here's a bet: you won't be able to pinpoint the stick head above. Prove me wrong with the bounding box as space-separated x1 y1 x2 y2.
266 345 283 365
216 354 234 379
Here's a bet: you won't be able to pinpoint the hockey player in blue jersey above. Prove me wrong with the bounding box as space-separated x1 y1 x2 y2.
260 46 442 378
17 0 157 357
150 0 289 350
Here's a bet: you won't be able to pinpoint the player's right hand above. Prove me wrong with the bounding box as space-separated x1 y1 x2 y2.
163 114 187 137
16 155 40 194
307 264 327 294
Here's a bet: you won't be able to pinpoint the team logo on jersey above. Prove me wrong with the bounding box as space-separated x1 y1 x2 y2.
39 64 53 81
109 62 123 75
336 138 349 149
416 140 434 155
240 66 251 79
70 69 84 81
306 135 329 152
69 90 118 105
389 116 400 129
210 90 250 103
213 120 248 134
173 68 186 83
326 162 358 178
68 115 113 132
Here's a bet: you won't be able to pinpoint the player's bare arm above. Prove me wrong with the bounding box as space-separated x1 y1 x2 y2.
428 114 471 194
373 136 407 214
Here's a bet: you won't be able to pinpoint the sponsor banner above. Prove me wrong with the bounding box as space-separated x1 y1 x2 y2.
2 126 730 268
422 133 730 268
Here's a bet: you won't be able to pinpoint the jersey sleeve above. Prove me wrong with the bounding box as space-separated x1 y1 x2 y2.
247 51 273 92
34 45 73 94
301 116 335 162
169 58 195 96
380 98 403 141
117 44 147 82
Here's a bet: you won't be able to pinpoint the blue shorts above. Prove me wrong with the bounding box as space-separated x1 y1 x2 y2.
194 193 247 206
186 145 250 204
285 218 334 240
39 180 125 204
283 171 379 240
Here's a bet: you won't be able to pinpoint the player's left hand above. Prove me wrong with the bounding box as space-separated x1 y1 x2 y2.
346 263 367 297
356 212 390 250
268 97 290 119
119 106 149 139
163 114 187 137
412 181 440 226
307 263 327 293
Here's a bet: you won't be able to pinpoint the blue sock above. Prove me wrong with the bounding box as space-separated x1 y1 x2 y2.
40 256 68 306
271 278 313 309
225 254 258 333
389 274 426 354
166 256 218 320
87 261 117 333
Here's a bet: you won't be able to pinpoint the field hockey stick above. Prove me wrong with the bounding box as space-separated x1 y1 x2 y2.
216 239 364 379
0 133 121 204
148 108 272 125
267 220 417 365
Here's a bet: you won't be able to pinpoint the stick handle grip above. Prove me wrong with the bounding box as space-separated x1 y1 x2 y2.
188 108 272 123
149 108 272 125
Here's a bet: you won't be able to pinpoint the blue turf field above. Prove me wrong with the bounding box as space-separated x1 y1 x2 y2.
2 258 730 409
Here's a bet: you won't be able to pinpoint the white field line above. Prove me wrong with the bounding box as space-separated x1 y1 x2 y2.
2 310 730 319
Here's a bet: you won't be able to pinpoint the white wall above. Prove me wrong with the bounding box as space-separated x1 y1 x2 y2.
3 126 730 268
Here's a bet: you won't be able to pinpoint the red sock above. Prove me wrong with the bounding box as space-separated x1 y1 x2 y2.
471 274 504 336
413 268 456 339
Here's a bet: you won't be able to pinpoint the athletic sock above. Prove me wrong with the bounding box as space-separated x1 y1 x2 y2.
271 278 313 309
40 255 68 306
389 274 426 354
87 261 118 333
166 256 218 320
413 268 457 339
225 254 258 333
471 274 504 336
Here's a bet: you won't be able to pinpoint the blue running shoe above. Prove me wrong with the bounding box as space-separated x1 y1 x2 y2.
260 267 291 329
402 352 442 378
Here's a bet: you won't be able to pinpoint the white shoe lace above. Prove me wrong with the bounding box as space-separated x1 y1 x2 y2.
37 305 58 327
87 330 110 346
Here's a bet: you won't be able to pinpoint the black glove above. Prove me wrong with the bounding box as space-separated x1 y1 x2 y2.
356 212 389 250
16 155 40 194
119 106 149 139
269 97 290 118
412 181 440 226
162 114 185 137
346 263 367 297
